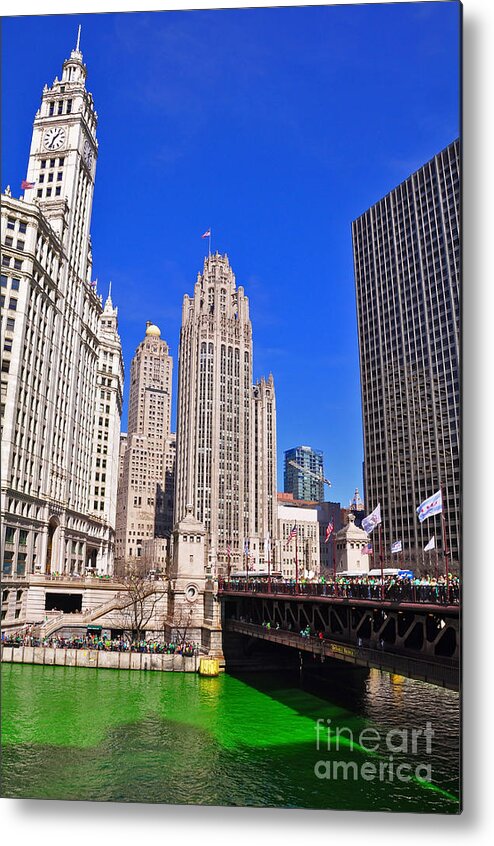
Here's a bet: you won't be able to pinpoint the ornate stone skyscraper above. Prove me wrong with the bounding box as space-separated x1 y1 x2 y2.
115 323 175 570
1 36 123 579
174 253 277 574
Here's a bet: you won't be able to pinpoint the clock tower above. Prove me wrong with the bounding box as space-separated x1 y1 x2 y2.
23 28 97 282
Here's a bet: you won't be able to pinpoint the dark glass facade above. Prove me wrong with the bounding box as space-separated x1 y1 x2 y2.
352 139 460 565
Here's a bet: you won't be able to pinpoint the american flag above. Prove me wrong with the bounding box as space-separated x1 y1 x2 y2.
286 525 297 547
362 543 373 555
226 543 231 559
244 538 249 555
21 180 35 189
324 521 334 543
201 229 211 238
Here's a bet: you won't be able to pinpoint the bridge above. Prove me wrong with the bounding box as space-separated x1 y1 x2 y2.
218 579 460 690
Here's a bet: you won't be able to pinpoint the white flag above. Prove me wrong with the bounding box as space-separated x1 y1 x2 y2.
391 540 402 554
424 536 435 552
417 490 443 522
362 503 382 534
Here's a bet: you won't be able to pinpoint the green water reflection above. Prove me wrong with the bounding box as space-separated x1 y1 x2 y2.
1 664 460 812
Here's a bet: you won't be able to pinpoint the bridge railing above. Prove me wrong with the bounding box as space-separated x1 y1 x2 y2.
218 578 460 606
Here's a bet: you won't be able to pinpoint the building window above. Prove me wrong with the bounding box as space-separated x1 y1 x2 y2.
46 188 52 197
18 222 27 234
57 172 63 181
5 237 13 247
37 190 42 198
8 298 17 311
0 275 7 287
48 173 54 183
59 157 65 167
49 102 55 116
50 159 56 168
16 241 25 251
7 218 15 230
66 99 72 114
13 259 22 270
57 101 63 115
11 279 19 291
39 174 45 183
55 187 61 196
41 160 46 169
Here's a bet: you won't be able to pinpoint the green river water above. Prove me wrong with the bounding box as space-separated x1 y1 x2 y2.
1 663 460 812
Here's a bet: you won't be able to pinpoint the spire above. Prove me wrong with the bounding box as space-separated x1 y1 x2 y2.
104 281 113 312
76 24 81 53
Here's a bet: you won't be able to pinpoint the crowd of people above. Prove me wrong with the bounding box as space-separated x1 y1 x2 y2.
221 574 460 605
1 632 198 657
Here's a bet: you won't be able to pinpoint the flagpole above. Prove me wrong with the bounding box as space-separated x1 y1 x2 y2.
267 537 271 593
295 525 299 585
208 229 211 258
440 485 450 588
434 547 438 582
332 532 336 583
379 523 384 599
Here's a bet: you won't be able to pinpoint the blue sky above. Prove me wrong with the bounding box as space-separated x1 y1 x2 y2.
1 3 460 505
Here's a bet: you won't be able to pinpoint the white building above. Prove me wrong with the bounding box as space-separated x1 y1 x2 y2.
1 37 123 579
115 323 175 570
174 253 277 575
334 513 370 575
276 504 320 579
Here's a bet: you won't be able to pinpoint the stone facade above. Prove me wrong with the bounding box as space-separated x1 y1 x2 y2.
277 504 320 579
1 39 123 580
174 253 277 576
115 323 175 571
334 513 370 575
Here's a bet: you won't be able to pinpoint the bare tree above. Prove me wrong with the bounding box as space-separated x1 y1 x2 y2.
114 568 164 641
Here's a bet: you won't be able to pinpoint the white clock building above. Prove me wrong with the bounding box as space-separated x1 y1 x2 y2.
1 37 123 592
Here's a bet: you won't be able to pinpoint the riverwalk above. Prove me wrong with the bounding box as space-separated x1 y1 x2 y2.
1 644 199 672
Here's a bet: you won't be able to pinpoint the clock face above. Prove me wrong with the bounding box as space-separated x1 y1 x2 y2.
43 126 66 151
83 140 93 168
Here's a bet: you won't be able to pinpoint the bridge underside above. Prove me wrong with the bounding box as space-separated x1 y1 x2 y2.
221 592 459 691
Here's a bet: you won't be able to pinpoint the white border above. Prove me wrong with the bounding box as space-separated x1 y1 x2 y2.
1 0 493 841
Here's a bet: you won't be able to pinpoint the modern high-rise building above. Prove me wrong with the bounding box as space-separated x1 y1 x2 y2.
174 253 277 574
1 38 124 577
352 139 460 564
284 445 325 502
115 322 175 569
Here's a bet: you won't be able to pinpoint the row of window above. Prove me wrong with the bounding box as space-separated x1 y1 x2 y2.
1 255 23 270
48 99 72 116
6 218 27 233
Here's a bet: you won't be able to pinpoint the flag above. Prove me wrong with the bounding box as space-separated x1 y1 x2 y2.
362 503 382 534
417 490 443 523
286 525 297 546
243 538 249 555
391 540 402 554
424 536 435 552
21 180 35 189
226 543 231 559
201 229 211 238
324 521 334 543
362 543 373 555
